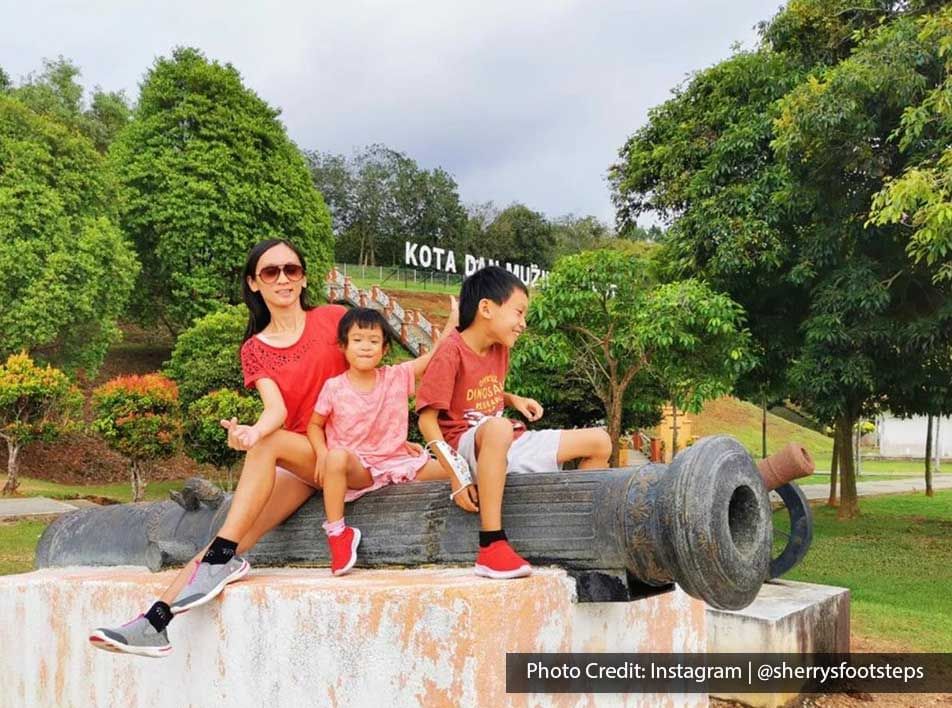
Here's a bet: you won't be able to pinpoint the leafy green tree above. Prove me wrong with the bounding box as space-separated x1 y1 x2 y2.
111 47 333 332
610 0 952 517
0 94 139 374
164 306 246 405
0 353 83 495
185 389 262 490
308 144 467 265
550 214 611 259
9 57 132 152
92 374 181 501
510 250 753 465
868 7 952 283
484 204 556 268
0 67 12 93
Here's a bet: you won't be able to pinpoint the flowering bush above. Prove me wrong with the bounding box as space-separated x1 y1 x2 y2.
0 353 82 494
92 374 181 501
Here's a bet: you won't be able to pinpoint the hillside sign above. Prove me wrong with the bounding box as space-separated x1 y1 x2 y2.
404 241 548 286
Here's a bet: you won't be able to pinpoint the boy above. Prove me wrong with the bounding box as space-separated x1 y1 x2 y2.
416 266 612 579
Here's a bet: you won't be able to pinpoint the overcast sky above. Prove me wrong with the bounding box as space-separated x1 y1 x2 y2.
2 1 782 226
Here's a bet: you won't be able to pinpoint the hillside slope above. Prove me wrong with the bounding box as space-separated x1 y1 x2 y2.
692 397 834 462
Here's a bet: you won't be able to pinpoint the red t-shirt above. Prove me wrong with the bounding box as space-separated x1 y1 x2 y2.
415 329 525 449
240 305 348 434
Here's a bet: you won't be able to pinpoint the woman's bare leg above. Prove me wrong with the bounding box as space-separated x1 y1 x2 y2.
157 472 316 604
215 429 316 541
156 431 317 604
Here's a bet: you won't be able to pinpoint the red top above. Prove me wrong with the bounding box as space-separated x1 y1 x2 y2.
240 305 348 434
415 329 525 449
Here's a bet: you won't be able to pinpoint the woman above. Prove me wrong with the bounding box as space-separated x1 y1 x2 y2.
90 238 360 657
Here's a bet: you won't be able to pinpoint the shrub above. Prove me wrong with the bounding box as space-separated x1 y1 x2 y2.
92 374 181 501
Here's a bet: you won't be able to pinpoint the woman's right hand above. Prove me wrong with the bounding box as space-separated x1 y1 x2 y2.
220 418 262 451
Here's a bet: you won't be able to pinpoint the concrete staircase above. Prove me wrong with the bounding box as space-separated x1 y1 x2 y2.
325 269 439 356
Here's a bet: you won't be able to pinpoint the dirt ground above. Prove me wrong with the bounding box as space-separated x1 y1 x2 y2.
712 634 952 707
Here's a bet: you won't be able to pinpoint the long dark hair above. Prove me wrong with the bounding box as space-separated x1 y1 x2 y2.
242 239 315 341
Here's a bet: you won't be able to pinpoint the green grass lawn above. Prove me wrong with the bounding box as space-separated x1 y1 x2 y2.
777 490 952 651
341 271 461 295
0 520 48 575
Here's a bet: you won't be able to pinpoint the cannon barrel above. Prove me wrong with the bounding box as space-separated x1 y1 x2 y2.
36 435 771 610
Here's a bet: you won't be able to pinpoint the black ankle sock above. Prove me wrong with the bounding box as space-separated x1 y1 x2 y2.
479 529 507 548
145 601 173 633
203 536 238 565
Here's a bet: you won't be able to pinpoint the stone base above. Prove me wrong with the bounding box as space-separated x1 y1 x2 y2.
706 579 850 707
1 566 707 707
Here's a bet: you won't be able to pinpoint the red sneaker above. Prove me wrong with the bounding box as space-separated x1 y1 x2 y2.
328 526 361 576
474 540 532 579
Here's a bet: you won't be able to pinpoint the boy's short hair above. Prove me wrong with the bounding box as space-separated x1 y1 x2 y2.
337 307 392 348
458 266 529 331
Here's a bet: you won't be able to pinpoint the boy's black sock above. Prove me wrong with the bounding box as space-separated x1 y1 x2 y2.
202 536 238 565
145 601 173 633
479 529 508 548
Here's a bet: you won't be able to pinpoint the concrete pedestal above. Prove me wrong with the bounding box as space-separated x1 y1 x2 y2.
706 579 850 707
1 566 707 708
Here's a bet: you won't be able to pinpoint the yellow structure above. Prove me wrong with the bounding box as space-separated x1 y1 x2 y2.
653 403 693 463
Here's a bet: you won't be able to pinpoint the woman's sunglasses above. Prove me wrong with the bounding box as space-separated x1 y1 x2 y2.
256 264 305 284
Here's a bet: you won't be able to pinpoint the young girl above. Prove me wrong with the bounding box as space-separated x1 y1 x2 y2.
307 305 457 575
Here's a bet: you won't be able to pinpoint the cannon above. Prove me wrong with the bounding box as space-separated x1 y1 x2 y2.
37 435 774 611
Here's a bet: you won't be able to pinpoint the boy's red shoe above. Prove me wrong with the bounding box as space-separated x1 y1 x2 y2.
328 526 361 576
474 540 532 579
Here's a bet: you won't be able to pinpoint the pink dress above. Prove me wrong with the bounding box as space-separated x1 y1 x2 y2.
314 361 429 501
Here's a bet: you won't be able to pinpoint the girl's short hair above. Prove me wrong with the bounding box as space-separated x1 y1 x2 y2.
337 307 393 348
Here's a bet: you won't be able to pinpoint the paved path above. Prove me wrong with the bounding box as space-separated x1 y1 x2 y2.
797 475 952 501
0 497 79 520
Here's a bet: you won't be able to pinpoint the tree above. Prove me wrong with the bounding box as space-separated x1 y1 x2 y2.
610 1 952 518
0 67 12 93
111 47 333 333
510 249 753 465
0 94 139 374
0 354 82 495
483 204 556 269
9 57 132 153
185 389 262 490
308 144 467 266
92 374 181 502
550 214 611 260
164 306 247 405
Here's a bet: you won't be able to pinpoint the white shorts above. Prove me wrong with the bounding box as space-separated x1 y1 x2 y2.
456 423 563 476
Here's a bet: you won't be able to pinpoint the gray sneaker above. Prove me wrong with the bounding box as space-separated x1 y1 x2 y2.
170 556 250 614
89 615 172 658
